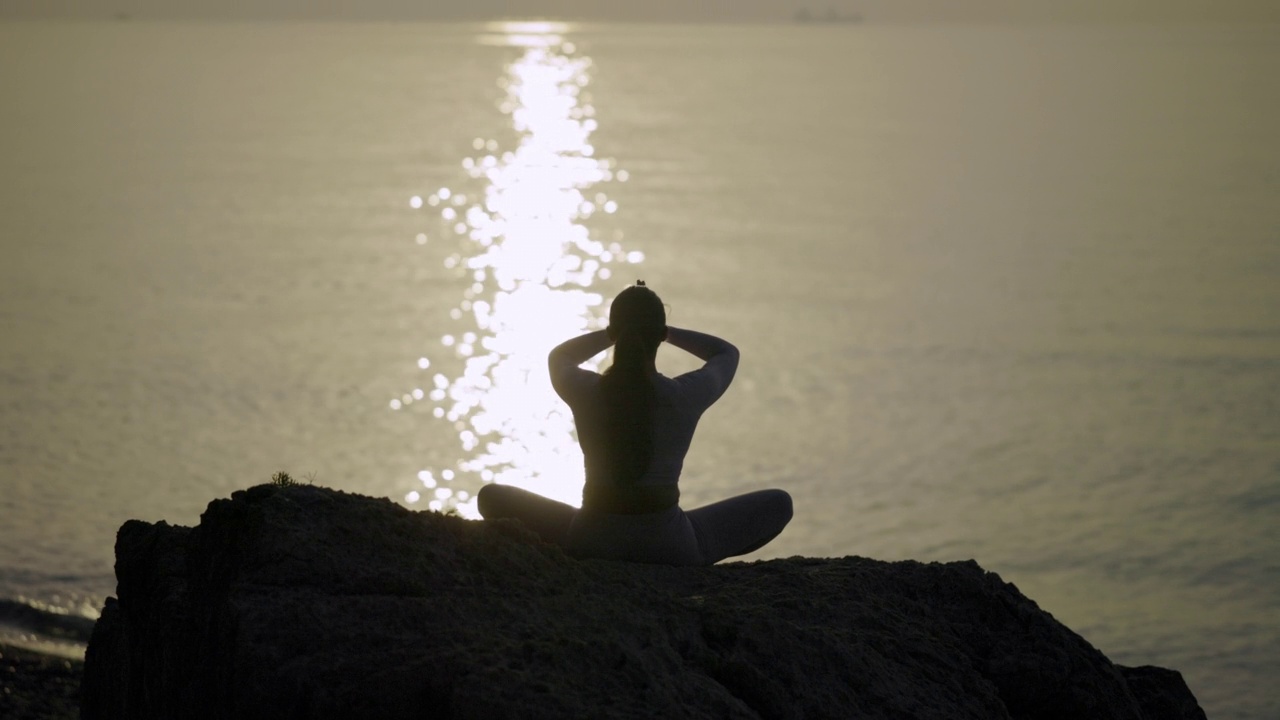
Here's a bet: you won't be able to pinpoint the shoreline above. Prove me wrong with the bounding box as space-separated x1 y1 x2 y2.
0 643 82 720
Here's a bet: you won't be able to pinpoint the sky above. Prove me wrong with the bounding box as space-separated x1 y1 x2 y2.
3 0 1279 23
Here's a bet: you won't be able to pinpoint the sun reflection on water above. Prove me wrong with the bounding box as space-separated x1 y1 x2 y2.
394 24 642 517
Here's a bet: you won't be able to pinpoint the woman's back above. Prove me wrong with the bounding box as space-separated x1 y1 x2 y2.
549 327 739 495
478 283 789 566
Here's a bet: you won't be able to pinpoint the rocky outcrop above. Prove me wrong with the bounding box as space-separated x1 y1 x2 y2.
81 484 1205 719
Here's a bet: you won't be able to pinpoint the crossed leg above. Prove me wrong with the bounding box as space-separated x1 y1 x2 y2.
686 489 793 565
476 483 576 547
478 484 793 566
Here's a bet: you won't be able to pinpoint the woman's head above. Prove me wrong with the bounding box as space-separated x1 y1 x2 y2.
607 282 666 354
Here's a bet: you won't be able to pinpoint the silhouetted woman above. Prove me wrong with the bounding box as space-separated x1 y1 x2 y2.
476 282 792 565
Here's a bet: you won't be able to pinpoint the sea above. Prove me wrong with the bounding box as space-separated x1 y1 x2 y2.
0 19 1277 719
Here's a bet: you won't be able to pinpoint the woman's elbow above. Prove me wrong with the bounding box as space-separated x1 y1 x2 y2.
719 343 741 369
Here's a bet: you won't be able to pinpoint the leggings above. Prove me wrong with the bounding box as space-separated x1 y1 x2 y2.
476 484 793 566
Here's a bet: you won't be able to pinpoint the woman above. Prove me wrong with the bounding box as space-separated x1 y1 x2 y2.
476 281 792 566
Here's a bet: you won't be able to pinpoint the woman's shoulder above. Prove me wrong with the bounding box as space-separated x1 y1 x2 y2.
659 360 735 409
652 371 710 405
551 364 602 406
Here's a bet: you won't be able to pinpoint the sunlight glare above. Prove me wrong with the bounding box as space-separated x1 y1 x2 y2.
397 27 637 517
477 21 574 48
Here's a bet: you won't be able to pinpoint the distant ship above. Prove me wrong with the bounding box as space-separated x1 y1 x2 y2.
794 7 864 24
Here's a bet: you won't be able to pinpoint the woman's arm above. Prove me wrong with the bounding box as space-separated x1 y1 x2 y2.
549 329 614 368
665 327 739 363
548 329 614 401
665 327 739 406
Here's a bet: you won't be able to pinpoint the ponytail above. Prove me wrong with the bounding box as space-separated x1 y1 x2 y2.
599 325 663 485
594 282 667 487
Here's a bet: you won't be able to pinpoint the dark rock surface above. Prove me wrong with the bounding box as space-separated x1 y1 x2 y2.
0 644 82 720
81 484 1206 719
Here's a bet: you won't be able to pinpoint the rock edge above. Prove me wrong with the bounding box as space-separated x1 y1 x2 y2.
81 484 1205 719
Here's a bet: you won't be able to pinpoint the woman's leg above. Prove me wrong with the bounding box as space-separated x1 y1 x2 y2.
476 484 577 548
685 489 793 565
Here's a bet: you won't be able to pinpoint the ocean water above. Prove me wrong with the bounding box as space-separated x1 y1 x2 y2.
1 19 1277 719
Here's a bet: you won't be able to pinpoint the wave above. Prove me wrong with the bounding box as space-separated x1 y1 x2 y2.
0 597 96 645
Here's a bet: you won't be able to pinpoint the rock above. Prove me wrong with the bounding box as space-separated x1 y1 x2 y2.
0 644 82 720
81 484 1205 719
